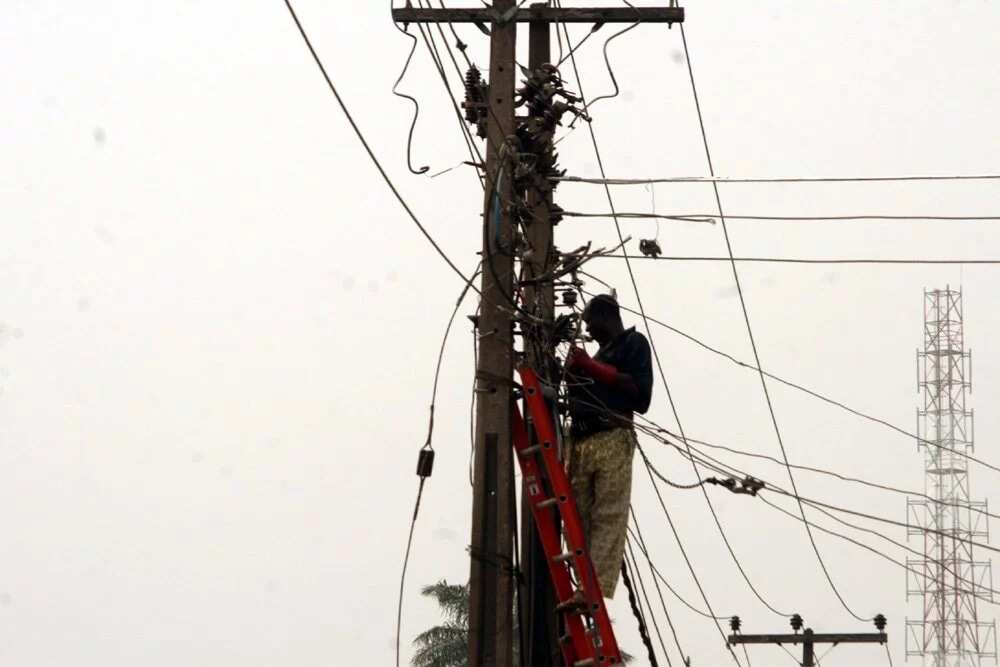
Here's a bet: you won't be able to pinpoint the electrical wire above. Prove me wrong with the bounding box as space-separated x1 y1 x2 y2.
629 508 693 663
557 173 1000 184
638 455 746 666
555 24 600 67
582 21 641 111
414 3 486 188
778 643 802 666
557 0 771 650
622 552 663 667
395 264 480 667
389 2 430 174
590 255 1000 265
396 477 430 667
579 287 1000 478
560 4 792 622
627 523 729 621
671 429 1000 524
624 537 671 664
566 211 1000 222
646 428 1000 601
283 0 477 291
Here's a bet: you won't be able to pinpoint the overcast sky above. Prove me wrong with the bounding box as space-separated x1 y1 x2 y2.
4 1 1000 665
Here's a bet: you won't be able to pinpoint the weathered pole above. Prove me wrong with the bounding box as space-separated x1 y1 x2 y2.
520 7 559 664
468 1 517 664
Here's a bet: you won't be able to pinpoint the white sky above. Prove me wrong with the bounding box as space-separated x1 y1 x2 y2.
3 1 1000 665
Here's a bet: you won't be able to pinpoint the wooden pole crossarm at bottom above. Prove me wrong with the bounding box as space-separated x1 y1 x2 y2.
728 633 888 645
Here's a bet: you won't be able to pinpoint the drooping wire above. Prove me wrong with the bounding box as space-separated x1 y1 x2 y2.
644 424 1000 601
683 26 899 617
629 507 693 663
624 538 670 665
584 21 640 112
670 428 1000 523
569 211 1000 222
555 23 601 68
564 211 1000 222
579 286 1000 478
282 0 477 291
627 523 728 621
590 255 1000 265
555 2 761 655
395 262 481 667
557 173 1000 184
558 5 792 623
413 2 486 189
389 4 430 174
621 560 659 666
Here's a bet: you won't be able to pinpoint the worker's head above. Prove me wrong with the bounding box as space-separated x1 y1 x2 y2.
582 294 623 345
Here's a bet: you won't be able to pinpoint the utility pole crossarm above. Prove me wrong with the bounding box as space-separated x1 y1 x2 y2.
391 6 684 24
728 633 888 645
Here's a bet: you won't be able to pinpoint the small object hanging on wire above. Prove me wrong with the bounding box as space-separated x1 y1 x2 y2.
416 446 435 479
874 613 887 632
639 238 662 258
710 475 765 496
730 615 742 634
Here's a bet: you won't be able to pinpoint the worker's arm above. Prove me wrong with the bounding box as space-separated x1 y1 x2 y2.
566 346 641 401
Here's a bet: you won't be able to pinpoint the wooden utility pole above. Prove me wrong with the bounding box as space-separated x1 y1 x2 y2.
520 9 558 665
729 617 889 667
391 4 683 665
467 1 518 665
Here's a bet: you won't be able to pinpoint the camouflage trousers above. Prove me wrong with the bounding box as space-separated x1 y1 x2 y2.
566 427 636 598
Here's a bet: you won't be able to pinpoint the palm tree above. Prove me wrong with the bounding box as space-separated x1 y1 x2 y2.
411 581 469 666
411 580 633 666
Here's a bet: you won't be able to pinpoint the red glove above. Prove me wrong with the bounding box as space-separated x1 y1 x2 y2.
566 346 619 386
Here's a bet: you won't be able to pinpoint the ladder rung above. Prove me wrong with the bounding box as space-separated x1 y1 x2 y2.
519 445 541 457
574 660 596 667
553 547 581 563
554 594 587 614
536 497 559 509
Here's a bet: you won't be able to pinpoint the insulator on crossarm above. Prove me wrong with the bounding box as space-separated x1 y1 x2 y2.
790 613 804 633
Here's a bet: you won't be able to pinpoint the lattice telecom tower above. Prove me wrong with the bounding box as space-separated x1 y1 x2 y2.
907 288 997 667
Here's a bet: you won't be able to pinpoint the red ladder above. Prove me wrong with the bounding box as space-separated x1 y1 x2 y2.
513 366 623 665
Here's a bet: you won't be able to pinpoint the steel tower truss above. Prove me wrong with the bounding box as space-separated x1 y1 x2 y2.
907 288 997 667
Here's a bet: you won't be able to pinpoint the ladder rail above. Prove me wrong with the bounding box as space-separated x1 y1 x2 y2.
515 366 624 663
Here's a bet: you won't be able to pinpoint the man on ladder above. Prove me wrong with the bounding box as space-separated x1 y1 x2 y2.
565 294 654 599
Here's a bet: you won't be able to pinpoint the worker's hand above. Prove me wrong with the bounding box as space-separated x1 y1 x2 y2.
566 346 619 386
565 345 591 371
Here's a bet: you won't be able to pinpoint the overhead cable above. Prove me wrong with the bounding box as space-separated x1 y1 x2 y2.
590 255 1000 265
389 3 430 174
565 211 1000 222
579 287 1000 478
395 263 480 667
558 174 1000 184
642 427 1000 602
283 0 477 291
681 22 867 622
557 0 782 641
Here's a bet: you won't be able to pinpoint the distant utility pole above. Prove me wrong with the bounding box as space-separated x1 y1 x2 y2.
907 288 997 667
729 615 889 667
391 3 683 665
